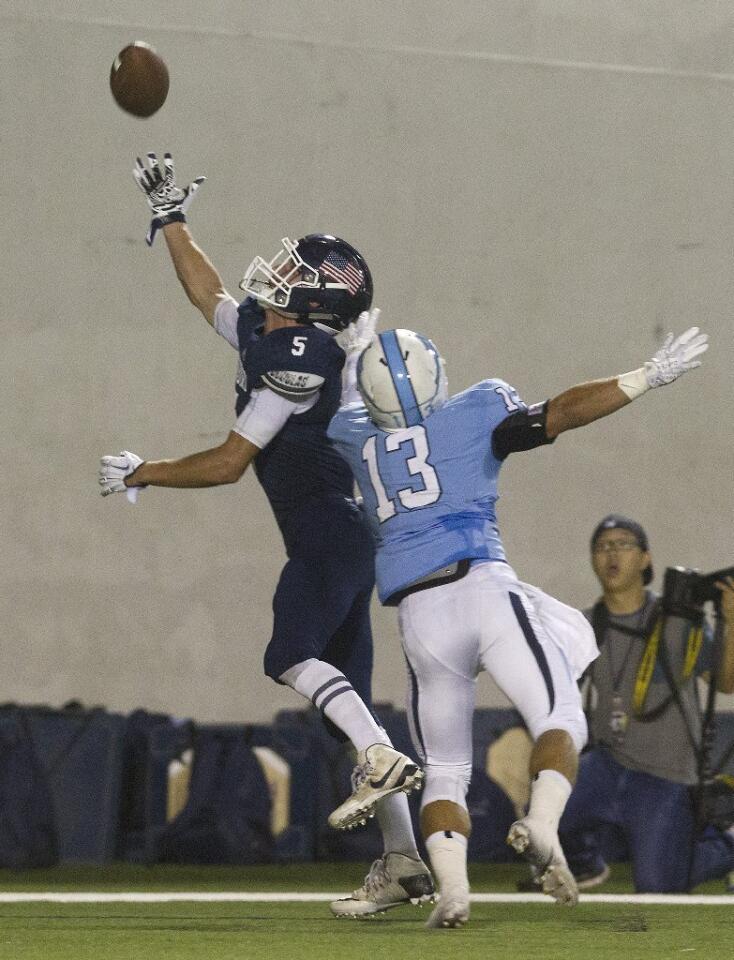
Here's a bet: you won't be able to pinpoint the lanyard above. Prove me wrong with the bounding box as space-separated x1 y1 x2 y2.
631 618 704 717
589 599 704 720
607 635 638 696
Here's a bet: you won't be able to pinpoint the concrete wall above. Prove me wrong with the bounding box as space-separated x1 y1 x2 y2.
2 2 733 720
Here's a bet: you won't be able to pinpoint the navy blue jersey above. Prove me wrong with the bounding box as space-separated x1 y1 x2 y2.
235 299 371 559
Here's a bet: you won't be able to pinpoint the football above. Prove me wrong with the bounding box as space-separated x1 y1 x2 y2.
110 42 169 118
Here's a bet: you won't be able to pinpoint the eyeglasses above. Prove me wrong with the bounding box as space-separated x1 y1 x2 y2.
592 539 641 554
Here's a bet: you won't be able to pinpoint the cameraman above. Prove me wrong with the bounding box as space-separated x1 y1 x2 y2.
558 515 734 892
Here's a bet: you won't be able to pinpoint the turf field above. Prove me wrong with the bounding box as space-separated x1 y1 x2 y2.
0 863 731 960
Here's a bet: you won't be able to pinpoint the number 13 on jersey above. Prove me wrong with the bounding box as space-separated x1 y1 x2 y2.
361 425 442 522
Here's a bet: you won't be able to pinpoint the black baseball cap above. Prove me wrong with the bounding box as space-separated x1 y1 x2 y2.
591 514 653 585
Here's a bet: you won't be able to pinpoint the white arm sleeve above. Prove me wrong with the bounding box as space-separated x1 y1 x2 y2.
233 386 318 449
213 296 241 350
340 351 362 406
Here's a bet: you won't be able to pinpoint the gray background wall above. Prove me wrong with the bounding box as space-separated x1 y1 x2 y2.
2 2 732 721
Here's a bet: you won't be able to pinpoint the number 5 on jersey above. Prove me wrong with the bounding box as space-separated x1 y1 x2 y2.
291 335 307 356
362 425 442 522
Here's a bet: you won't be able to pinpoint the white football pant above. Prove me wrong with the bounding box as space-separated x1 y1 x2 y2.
398 561 587 809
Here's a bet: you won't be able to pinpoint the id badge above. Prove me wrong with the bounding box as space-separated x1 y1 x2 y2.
609 694 629 743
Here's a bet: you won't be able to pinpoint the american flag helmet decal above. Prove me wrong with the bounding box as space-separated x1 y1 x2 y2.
319 250 364 295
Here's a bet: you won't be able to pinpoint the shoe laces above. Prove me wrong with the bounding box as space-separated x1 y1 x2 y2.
349 756 374 792
360 858 391 898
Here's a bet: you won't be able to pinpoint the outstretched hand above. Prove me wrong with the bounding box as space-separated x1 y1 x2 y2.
336 307 381 357
99 450 144 497
645 326 709 388
133 152 206 246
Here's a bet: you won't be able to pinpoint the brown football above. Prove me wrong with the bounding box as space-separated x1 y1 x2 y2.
110 42 169 118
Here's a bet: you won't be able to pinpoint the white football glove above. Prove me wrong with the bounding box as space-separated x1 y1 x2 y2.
336 308 381 406
133 152 206 246
618 326 709 400
336 307 381 356
99 450 144 498
644 326 709 388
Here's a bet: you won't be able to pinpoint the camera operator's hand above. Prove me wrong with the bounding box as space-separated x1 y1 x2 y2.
715 576 734 623
618 326 709 399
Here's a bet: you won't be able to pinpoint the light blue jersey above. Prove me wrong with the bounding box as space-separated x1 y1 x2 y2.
328 379 526 603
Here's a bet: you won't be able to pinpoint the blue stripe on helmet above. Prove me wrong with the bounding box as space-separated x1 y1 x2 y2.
379 330 422 426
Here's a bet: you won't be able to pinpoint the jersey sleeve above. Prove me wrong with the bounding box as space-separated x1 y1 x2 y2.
327 407 364 477
261 369 325 401
327 407 352 445
213 296 241 349
234 386 318 449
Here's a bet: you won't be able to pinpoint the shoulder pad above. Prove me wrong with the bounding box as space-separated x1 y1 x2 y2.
262 369 326 401
478 378 526 411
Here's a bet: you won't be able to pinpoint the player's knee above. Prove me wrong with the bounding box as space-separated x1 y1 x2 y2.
263 642 295 682
422 761 473 809
532 712 588 754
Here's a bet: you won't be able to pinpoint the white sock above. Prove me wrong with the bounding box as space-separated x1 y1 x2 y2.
279 659 387 751
377 792 420 859
527 769 572 832
425 831 469 899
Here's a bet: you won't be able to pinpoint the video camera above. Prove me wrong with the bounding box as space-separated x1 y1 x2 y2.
662 565 734 621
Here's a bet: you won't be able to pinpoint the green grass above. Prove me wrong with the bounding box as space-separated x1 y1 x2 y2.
0 902 730 960
0 860 726 893
0 863 730 960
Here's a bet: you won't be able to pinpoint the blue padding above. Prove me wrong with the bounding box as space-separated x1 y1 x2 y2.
23 707 127 863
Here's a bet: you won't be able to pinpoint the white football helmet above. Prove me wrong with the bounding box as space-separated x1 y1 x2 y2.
357 329 448 430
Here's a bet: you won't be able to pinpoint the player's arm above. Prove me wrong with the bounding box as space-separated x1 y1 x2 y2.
545 377 629 439
125 431 259 488
161 222 232 327
493 327 708 457
546 326 708 439
134 152 230 326
100 384 319 495
99 434 259 495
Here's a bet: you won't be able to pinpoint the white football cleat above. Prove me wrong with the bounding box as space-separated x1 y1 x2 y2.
425 893 470 929
328 743 423 831
506 817 578 906
330 853 435 917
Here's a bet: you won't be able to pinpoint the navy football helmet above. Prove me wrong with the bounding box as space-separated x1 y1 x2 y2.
240 234 373 332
